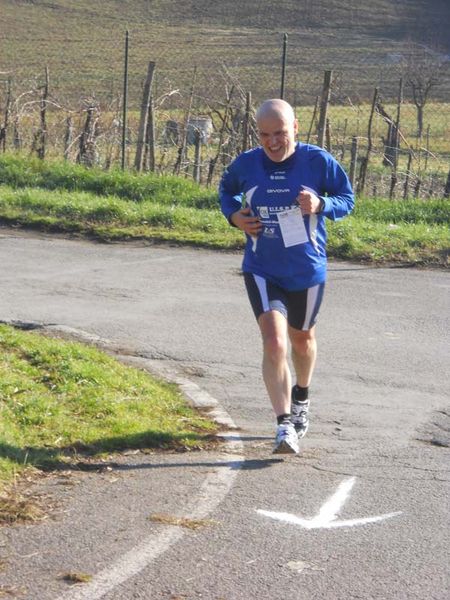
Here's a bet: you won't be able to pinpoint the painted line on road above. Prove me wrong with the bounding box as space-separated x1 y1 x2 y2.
56 450 243 600
257 477 402 530
1 322 244 600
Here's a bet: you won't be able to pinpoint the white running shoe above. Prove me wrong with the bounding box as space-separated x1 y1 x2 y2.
291 398 310 438
273 422 299 454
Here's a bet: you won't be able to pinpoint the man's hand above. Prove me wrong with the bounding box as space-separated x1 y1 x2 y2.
230 207 262 236
297 189 323 214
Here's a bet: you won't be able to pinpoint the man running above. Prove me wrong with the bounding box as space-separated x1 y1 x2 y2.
219 98 354 454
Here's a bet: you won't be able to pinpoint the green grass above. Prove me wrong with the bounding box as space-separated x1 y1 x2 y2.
0 184 240 248
327 216 449 264
0 323 218 488
353 197 450 225
0 155 448 265
0 154 217 209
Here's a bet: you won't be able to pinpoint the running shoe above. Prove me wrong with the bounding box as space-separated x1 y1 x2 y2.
291 395 310 438
273 422 299 454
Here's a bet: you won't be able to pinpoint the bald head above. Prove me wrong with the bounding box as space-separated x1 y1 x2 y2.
256 99 298 162
256 99 295 124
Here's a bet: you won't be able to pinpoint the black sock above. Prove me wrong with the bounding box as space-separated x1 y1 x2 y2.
277 413 291 425
292 385 309 403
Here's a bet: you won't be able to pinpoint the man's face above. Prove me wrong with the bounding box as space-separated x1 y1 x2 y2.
257 113 298 162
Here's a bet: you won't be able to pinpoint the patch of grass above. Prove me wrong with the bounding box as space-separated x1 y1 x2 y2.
0 184 242 249
148 513 217 530
0 585 27 597
328 217 449 265
59 573 93 585
0 489 48 525
0 324 218 490
0 155 217 209
354 197 450 225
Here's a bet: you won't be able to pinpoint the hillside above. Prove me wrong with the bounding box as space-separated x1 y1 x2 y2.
144 0 450 44
2 0 449 45
1 0 449 106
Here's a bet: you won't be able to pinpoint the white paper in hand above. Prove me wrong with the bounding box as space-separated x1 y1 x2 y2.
277 206 309 248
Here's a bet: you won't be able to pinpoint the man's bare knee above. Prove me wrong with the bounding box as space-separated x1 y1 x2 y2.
258 311 288 365
289 327 316 357
262 332 288 364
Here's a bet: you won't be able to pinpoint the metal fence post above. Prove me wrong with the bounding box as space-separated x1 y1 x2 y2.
121 30 129 170
280 33 288 99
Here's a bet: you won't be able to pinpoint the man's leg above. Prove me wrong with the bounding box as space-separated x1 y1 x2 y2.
242 272 298 453
288 325 317 388
258 310 299 454
288 325 316 438
258 310 291 417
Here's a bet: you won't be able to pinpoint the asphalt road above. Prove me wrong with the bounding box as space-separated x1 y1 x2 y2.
0 228 449 600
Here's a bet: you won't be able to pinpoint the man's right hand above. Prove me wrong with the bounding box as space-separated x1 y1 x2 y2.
230 207 262 236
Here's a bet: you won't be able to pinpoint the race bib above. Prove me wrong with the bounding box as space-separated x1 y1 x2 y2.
277 206 308 248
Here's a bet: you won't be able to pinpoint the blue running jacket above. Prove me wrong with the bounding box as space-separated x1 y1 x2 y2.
219 142 355 290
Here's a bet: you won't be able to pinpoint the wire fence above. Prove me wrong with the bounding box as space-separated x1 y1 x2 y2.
1 31 449 198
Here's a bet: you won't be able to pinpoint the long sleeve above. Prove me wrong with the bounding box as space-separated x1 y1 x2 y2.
219 160 245 224
313 152 355 221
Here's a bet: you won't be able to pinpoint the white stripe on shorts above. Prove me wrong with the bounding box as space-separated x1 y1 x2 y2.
303 284 320 330
253 274 270 313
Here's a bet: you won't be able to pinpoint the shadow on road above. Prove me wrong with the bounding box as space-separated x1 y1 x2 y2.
0 433 283 479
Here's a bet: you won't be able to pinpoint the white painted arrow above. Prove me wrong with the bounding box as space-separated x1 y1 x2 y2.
257 477 402 530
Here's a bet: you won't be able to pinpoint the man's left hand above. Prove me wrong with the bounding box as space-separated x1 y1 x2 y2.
297 190 323 214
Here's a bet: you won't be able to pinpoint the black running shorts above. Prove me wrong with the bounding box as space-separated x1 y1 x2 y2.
243 272 325 331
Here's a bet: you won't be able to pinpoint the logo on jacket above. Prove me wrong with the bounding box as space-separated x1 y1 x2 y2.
263 226 277 238
259 206 269 219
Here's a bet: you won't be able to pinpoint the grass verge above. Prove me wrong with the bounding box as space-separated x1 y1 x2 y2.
0 323 218 493
0 154 217 208
0 155 448 266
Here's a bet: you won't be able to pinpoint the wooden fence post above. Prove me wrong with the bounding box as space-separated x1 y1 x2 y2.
317 70 332 148
193 129 202 183
349 137 358 187
32 66 49 159
340 118 348 161
357 87 378 195
135 61 156 172
306 95 319 144
424 124 431 171
443 168 450 199
389 171 397 200
144 94 155 172
63 116 73 160
174 66 197 176
207 85 234 187
393 77 403 170
0 77 12 152
77 106 98 166
403 150 413 200
325 117 332 152
13 118 21 150
242 91 251 152
414 178 421 199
